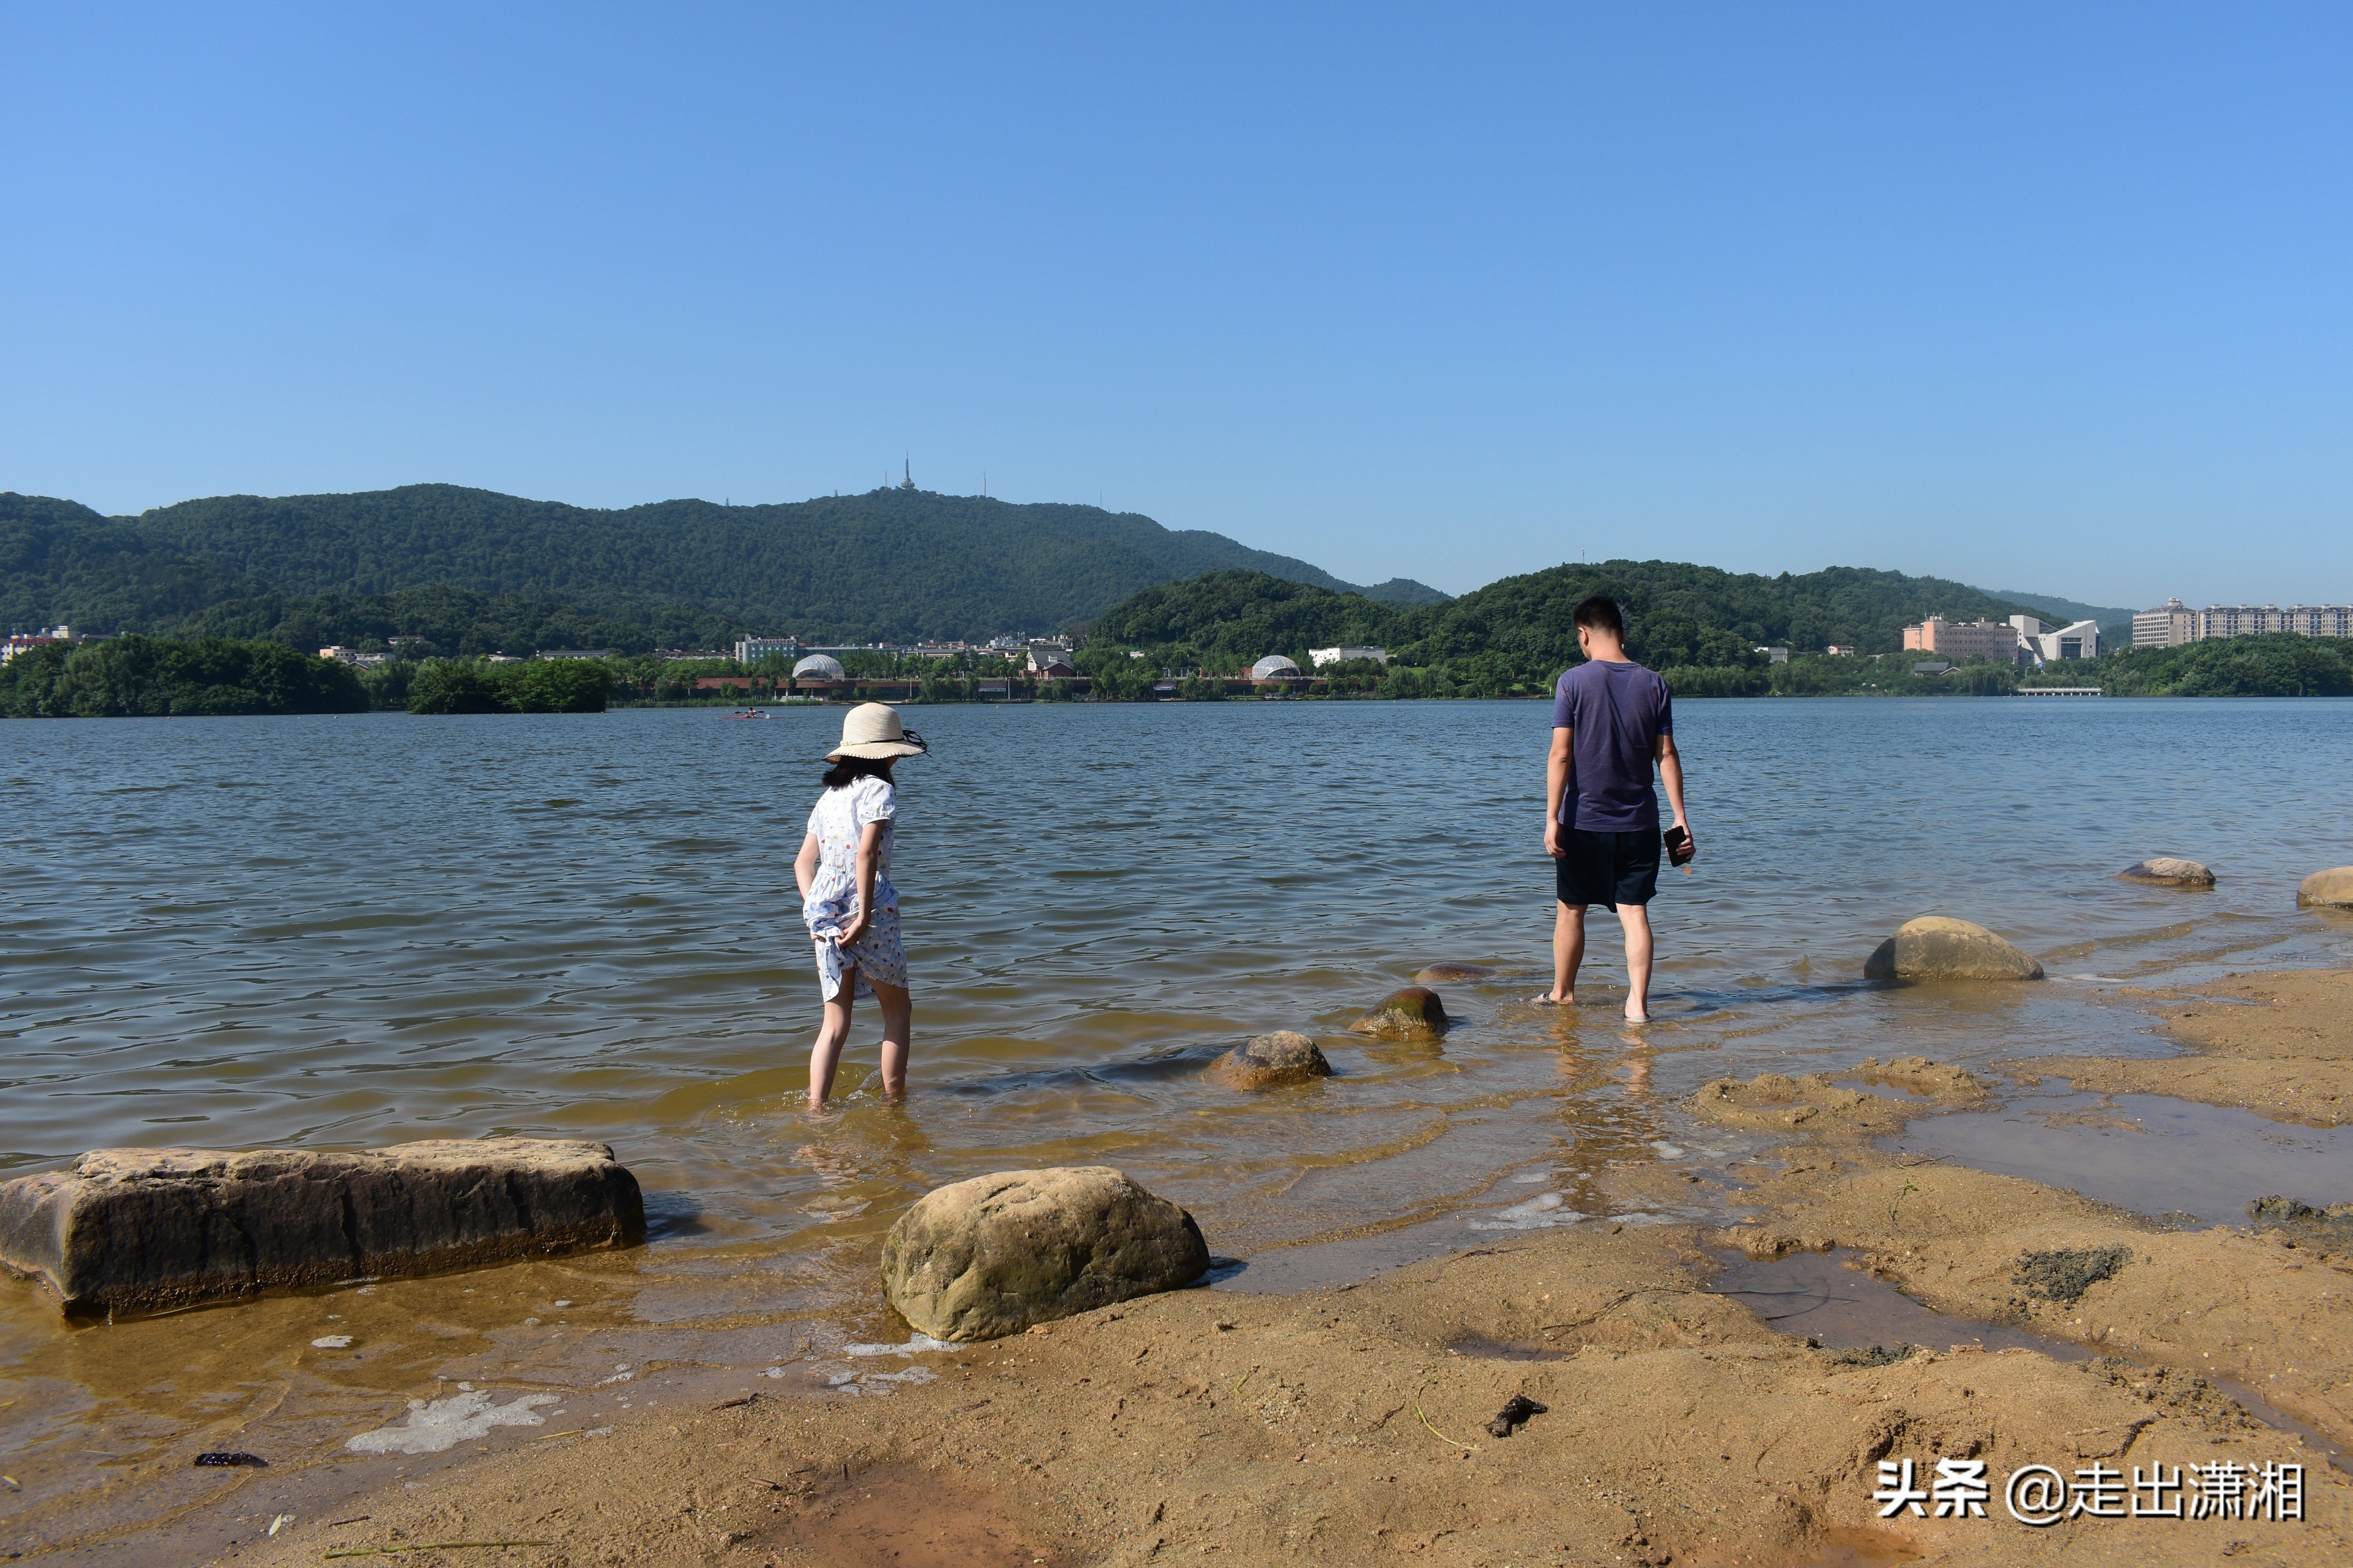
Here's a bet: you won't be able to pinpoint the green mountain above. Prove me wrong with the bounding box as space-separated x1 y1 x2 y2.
1090 561 2047 674
1 485 1448 647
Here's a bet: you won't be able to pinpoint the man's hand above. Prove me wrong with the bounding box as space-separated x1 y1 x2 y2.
1669 820 1697 869
1544 818 1564 858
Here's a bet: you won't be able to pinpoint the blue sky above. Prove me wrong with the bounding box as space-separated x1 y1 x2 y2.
4 3 2346 606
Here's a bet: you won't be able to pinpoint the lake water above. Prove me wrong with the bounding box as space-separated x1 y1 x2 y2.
5 698 2352 1553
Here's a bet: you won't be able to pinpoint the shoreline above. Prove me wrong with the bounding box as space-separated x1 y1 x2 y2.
100 966 2340 1567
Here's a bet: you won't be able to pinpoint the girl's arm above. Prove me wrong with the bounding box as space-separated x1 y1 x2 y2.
793 833 821 903
838 820 885 946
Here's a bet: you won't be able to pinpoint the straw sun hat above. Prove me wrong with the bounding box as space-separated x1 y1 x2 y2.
825 701 930 762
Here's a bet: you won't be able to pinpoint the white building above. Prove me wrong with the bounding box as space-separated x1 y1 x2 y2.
736 636 799 663
2132 599 2198 647
2132 599 2352 646
792 654 847 680
1249 654 1303 680
1308 645 1390 667
2012 615 2100 661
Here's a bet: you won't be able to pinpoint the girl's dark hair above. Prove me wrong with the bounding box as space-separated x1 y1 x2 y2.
822 754 897 790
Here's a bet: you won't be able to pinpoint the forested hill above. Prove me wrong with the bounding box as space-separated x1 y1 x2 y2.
1 485 1447 645
1091 561 2044 670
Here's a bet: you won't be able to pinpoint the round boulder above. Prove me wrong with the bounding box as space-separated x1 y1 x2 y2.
1863 917 2043 982
881 1166 1209 1342
1211 1031 1332 1090
1350 986 1449 1036
2298 867 2353 909
2120 857 2215 887
1412 962 1495 984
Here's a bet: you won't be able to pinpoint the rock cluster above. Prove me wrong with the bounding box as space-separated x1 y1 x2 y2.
2299 867 2353 909
2119 857 2215 887
0 1140 644 1316
1350 986 1450 1036
1210 1031 1332 1090
881 1166 1209 1341
1863 917 2043 982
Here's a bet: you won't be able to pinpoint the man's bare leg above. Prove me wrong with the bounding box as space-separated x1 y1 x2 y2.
1538 901 1587 1003
1618 904 1655 1021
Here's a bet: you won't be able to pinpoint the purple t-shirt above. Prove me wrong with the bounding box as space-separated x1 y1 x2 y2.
1552 660 1672 831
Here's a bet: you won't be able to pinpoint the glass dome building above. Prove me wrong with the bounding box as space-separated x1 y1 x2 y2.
1249 654 1302 680
792 654 847 680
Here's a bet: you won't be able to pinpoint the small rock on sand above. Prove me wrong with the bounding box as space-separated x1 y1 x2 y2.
881 1166 1210 1342
2298 866 2353 908
2119 857 2215 886
1350 986 1450 1036
1863 917 2043 982
1210 1031 1332 1089
1412 962 1495 984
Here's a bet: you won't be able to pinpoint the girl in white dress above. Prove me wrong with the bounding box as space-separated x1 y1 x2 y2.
792 703 927 1106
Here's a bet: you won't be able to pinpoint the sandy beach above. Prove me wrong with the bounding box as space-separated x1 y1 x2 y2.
180 971 2353 1568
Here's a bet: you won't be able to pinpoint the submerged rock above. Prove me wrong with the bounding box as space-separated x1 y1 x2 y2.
881 1166 1209 1342
2298 866 2353 908
2247 1195 2353 1256
1210 1031 1332 1090
1863 917 2043 982
1412 962 1495 984
2120 857 2215 887
1350 986 1450 1036
0 1140 644 1316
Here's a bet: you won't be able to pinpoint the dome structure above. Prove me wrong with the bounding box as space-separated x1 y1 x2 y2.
1249 654 1302 680
793 654 847 680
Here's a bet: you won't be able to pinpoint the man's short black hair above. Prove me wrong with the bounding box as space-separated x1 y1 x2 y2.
1573 594 1625 638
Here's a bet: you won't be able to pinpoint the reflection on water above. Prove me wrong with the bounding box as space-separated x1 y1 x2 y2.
3 698 2351 1553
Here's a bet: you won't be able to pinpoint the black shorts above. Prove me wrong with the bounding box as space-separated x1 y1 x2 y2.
1555 826 1660 911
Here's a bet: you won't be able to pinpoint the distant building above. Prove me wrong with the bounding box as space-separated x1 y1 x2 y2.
1903 616 2022 665
1754 645 1790 665
1032 657 1077 679
793 653 847 680
536 648 614 660
2132 599 2352 646
320 645 358 663
1824 644 1857 657
2 625 79 664
1025 641 1074 673
2012 615 2100 661
736 636 800 663
977 679 1012 698
1910 661 1951 676
1249 654 1304 680
2132 599 2198 647
1309 645 1391 668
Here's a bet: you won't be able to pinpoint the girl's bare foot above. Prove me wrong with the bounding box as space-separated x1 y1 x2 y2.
1623 1007 1650 1023
1531 992 1573 1005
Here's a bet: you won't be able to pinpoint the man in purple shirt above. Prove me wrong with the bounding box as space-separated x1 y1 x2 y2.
1538 594 1693 1021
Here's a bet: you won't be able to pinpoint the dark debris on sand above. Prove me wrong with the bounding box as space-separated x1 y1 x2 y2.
2013 1245 2133 1305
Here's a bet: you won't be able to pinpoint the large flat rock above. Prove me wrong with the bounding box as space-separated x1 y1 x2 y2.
882 1166 1208 1341
2300 866 2353 908
0 1139 644 1315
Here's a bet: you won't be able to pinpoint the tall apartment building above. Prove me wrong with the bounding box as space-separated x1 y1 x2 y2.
2135 600 2353 645
1902 616 2022 664
2132 599 2198 648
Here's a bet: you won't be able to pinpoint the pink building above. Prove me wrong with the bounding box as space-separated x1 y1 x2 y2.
1901 616 2022 664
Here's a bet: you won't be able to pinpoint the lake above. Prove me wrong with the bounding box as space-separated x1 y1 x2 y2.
4 697 2351 1548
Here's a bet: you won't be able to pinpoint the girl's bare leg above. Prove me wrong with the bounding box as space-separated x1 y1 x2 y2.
866 977 913 1097
808 987 855 1107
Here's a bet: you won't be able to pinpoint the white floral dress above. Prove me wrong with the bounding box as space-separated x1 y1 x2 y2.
802 774 907 1001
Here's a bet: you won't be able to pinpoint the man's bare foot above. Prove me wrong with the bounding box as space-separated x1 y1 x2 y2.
1623 1007 1650 1023
1531 992 1573 1006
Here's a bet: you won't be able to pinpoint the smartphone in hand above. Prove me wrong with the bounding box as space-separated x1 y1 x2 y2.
1663 824 1694 868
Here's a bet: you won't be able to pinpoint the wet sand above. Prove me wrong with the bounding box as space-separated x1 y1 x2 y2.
2022 968 2353 1128
24 968 2353 1566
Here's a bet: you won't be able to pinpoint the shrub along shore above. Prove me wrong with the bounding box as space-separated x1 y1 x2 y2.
6 628 2349 718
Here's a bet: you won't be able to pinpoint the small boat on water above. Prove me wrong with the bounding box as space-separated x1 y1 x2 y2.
720 708 772 720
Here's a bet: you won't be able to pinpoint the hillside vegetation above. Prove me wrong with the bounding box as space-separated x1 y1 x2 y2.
2 486 1444 648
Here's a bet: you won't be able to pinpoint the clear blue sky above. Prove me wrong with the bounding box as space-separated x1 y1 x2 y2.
4 4 2346 606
